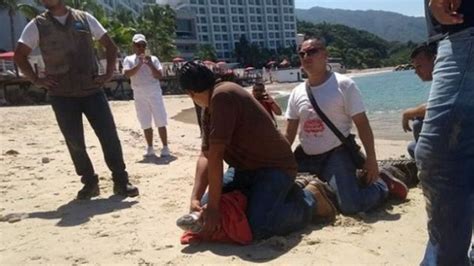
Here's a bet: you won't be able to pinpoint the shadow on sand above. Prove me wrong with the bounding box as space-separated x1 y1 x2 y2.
137 155 178 165
28 195 138 227
180 225 328 263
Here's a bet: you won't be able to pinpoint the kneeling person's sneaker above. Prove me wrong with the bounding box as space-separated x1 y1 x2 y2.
77 182 100 200
144 146 155 157
113 182 139 197
304 180 337 223
160 146 170 157
379 168 408 200
176 211 202 233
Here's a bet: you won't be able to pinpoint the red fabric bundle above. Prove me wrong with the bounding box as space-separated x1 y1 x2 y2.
180 191 253 245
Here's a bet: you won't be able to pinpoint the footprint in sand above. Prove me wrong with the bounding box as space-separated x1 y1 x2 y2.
4 150 19 156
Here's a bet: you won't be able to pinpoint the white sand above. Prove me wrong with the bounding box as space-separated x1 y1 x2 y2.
0 96 427 265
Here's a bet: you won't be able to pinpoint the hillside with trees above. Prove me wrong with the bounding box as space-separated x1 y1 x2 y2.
295 6 427 43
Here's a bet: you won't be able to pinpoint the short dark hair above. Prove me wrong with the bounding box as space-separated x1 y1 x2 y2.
253 81 265 88
177 61 217 93
411 43 437 59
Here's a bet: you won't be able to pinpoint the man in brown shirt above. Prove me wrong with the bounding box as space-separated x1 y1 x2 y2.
178 62 335 239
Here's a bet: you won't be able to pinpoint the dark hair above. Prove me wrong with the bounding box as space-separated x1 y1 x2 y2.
253 81 265 89
178 61 217 93
298 36 326 51
411 43 437 59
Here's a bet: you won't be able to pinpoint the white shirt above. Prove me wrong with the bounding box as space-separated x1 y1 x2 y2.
285 72 366 155
18 12 107 50
122 54 163 95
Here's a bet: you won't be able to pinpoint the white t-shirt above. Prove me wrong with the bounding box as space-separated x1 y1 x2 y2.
285 72 366 155
18 12 107 50
122 54 163 95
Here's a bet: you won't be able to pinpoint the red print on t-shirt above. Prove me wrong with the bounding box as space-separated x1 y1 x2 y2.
303 118 325 134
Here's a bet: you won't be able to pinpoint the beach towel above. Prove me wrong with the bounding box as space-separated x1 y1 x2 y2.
180 191 253 245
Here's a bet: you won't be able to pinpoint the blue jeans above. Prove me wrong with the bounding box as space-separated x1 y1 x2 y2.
415 28 474 266
203 167 315 240
407 118 424 159
296 146 388 214
50 92 129 185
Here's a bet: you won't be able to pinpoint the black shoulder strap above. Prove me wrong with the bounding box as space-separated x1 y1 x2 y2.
305 81 351 146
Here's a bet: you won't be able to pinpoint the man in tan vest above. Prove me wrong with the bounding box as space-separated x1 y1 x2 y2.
14 0 139 199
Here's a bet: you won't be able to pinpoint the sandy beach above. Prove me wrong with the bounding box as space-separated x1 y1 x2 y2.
0 90 428 264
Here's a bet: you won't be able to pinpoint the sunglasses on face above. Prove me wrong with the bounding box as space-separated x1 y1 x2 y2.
298 48 322 58
135 43 146 48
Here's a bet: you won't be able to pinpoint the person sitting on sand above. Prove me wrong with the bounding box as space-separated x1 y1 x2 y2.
176 61 336 240
252 82 282 126
285 37 408 215
123 34 170 158
402 44 436 158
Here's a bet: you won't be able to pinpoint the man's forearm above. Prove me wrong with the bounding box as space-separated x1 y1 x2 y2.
123 63 142 78
357 122 376 159
147 63 163 79
14 55 37 82
191 154 209 201
207 144 225 210
105 44 117 75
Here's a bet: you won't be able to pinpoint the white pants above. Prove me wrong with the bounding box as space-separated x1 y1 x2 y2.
134 93 168 129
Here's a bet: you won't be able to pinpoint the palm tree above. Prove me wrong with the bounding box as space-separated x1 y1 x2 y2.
0 0 40 75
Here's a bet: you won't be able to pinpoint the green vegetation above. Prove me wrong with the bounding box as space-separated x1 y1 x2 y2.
295 7 427 43
195 44 217 62
0 0 177 61
233 35 298 67
297 21 418 69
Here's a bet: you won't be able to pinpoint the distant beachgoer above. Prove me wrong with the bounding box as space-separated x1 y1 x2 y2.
285 38 408 215
252 82 282 126
402 44 436 158
177 62 336 240
123 34 170 157
13 0 138 199
416 0 474 265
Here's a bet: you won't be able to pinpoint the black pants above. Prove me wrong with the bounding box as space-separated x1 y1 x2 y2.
50 92 128 185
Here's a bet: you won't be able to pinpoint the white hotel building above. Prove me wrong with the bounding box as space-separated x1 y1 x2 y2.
162 0 297 60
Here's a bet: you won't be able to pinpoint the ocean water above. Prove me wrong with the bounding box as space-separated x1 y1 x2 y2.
276 70 431 141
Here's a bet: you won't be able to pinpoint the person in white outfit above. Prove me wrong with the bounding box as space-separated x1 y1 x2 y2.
123 34 170 157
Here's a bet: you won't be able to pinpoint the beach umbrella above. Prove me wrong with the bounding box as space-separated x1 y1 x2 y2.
216 61 227 66
267 61 276 66
172 57 185 63
244 67 255 71
0 51 14 60
203 60 215 65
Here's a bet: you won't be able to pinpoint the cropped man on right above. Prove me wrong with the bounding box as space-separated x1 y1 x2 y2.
417 1 474 265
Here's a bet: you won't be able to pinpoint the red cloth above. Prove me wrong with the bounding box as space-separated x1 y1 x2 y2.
180 191 253 245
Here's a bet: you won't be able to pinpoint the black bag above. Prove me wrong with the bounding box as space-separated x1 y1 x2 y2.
305 82 366 169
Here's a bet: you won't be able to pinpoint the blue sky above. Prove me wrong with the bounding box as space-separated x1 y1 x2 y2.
295 0 425 17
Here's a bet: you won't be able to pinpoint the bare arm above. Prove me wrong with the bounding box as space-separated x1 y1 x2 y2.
146 58 163 79
123 58 143 78
96 33 117 83
190 151 209 212
13 43 35 82
353 112 379 184
14 43 57 88
402 104 427 132
201 143 225 233
206 143 225 210
267 98 282 115
285 119 299 145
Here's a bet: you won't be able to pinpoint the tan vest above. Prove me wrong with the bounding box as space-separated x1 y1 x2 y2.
36 8 101 97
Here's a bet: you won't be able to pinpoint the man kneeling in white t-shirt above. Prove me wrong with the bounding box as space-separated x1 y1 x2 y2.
123 34 170 157
285 38 408 215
